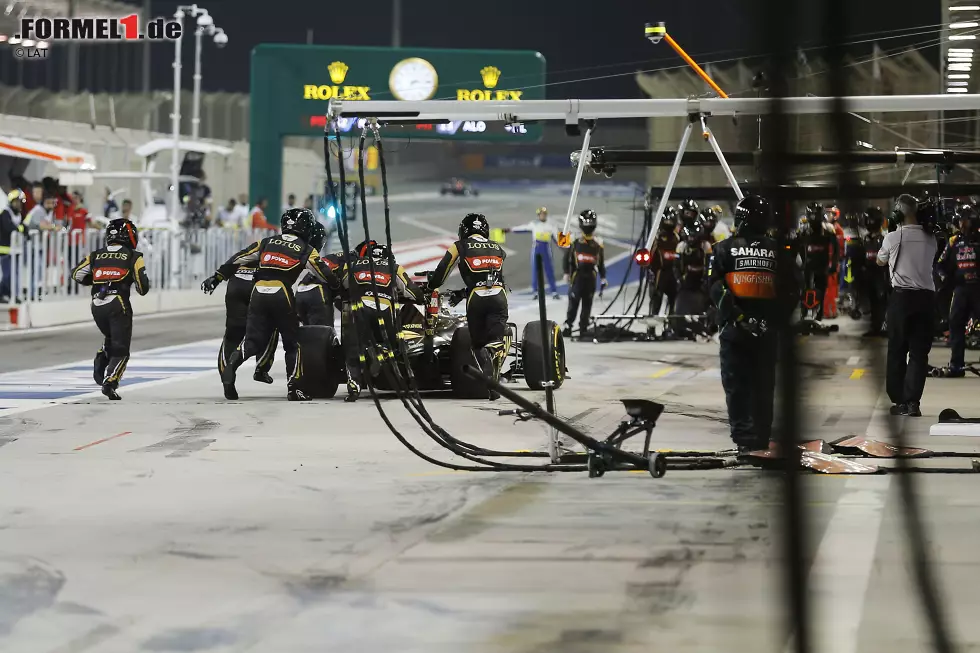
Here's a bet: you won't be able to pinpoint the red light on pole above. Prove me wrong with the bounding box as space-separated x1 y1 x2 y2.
634 248 652 267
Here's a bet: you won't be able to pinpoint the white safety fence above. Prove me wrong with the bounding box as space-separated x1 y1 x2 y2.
2 227 274 308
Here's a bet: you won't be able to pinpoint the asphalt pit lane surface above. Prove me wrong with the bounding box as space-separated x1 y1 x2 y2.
142 627 238 652
0 557 65 636
133 416 219 458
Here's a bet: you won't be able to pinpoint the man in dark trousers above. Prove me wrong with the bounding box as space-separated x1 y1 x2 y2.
70 218 151 400
647 207 679 316
0 189 24 302
562 209 607 338
430 213 509 400
877 194 938 417
861 207 889 337
212 208 340 401
708 195 783 452
936 204 980 377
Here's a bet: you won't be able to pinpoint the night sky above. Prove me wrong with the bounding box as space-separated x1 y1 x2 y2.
140 0 939 97
12 0 941 96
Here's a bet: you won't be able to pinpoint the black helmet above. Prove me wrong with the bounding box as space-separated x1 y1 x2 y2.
281 207 315 241
309 220 326 252
354 239 379 258
659 207 677 232
956 203 978 239
805 202 824 221
459 213 489 240
578 209 597 235
699 207 717 231
863 206 884 233
733 195 772 236
105 218 139 248
677 199 699 226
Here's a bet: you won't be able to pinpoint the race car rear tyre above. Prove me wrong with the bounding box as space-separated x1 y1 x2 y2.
296 325 342 399
450 326 490 399
522 320 565 390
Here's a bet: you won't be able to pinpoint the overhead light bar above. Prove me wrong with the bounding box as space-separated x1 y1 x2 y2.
948 87 970 92
951 21 980 28
949 73 972 78
951 5 980 10
949 63 974 70
949 47 976 52
949 81 970 86
950 34 978 40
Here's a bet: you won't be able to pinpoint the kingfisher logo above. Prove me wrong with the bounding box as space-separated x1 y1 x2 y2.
18 14 182 42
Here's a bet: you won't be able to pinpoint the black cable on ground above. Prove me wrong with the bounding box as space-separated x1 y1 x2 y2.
342 121 586 471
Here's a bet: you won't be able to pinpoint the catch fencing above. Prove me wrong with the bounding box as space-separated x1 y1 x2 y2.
2 227 274 305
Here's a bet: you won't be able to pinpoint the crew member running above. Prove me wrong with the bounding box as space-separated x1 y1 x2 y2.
71 218 150 400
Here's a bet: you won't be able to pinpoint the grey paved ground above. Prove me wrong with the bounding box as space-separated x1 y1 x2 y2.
1 309 980 652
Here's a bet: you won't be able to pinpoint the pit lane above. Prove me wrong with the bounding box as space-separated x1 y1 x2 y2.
1 192 980 651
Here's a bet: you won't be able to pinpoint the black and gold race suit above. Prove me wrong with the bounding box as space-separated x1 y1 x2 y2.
430 234 509 380
212 261 277 378
295 251 346 327
219 234 339 390
71 244 151 388
563 235 606 332
648 231 679 315
708 234 783 448
331 253 423 386
938 231 980 369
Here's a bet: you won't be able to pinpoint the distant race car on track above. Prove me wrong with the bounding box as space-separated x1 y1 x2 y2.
440 178 479 197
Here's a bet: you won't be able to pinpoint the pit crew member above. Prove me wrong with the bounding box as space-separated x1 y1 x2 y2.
339 239 424 402
562 209 607 338
708 195 784 452
936 204 980 377
217 208 340 401
70 218 150 400
648 207 679 316
430 213 508 400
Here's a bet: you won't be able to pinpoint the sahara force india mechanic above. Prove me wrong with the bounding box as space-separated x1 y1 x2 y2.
216 208 341 401
562 209 607 338
336 239 424 402
71 218 151 400
429 213 508 400
709 195 790 452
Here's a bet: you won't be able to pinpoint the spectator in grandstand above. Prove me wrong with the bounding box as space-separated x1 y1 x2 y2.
0 189 24 302
26 181 43 214
245 198 275 230
284 193 297 212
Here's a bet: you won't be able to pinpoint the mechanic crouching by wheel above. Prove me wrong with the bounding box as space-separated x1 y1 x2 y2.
217 208 340 402
430 213 508 400
70 218 150 400
562 209 607 339
341 239 424 402
935 204 980 378
709 196 783 453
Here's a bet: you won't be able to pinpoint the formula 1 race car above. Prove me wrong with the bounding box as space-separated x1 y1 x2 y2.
440 178 480 197
295 284 565 399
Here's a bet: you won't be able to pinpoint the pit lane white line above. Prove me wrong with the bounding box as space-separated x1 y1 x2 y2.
807 476 890 653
